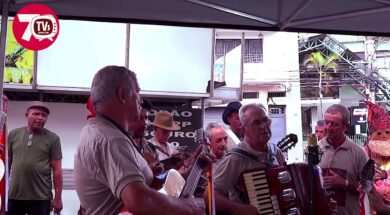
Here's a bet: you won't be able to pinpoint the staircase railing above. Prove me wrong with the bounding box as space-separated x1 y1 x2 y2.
299 34 390 111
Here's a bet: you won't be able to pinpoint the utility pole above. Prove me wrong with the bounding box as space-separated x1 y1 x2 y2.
364 36 378 102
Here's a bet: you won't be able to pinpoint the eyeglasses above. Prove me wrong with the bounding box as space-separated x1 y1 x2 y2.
247 117 272 128
215 136 228 143
324 120 341 127
27 134 33 147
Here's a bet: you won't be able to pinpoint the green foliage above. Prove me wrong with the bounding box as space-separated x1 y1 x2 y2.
303 51 340 119
303 52 339 75
4 20 34 84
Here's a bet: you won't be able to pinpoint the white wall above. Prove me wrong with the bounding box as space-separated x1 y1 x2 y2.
261 32 304 162
7 100 87 214
129 24 213 94
244 31 300 83
37 20 127 88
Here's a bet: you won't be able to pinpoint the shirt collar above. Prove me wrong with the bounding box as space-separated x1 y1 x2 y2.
322 137 350 150
241 140 269 156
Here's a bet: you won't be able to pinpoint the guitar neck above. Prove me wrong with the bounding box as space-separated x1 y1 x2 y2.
179 161 203 198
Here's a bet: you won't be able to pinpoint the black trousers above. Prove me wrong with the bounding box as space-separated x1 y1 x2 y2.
7 199 51 215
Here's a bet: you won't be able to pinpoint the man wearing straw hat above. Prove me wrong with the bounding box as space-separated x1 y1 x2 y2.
148 112 181 161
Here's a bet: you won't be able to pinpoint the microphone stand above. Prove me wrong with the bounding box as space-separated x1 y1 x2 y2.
305 134 321 215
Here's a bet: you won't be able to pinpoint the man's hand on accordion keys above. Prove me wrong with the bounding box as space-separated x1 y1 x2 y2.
323 169 347 189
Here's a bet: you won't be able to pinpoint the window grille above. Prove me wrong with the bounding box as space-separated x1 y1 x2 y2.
215 39 263 63
268 92 286 97
215 39 241 60
243 92 259 99
269 107 285 114
244 39 263 63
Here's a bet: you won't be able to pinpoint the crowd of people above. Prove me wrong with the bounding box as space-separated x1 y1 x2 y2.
2 65 390 215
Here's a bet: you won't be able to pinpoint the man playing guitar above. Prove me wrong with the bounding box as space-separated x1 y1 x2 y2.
74 66 207 215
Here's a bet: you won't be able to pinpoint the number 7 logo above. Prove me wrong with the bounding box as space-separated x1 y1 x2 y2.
13 4 60 51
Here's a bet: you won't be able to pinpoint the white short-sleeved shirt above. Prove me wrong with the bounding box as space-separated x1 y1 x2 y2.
148 136 178 161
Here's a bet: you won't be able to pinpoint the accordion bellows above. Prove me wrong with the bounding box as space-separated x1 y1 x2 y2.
241 163 331 215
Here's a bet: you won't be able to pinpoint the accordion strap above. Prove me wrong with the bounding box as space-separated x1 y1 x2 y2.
229 145 279 167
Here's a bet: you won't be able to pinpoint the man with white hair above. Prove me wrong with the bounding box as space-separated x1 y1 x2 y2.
74 65 205 215
204 122 228 160
205 103 285 215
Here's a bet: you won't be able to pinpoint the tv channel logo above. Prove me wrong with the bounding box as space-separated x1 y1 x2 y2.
13 4 60 51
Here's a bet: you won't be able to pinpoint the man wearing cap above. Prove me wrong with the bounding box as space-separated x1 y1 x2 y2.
7 101 63 215
148 111 182 161
222 101 244 149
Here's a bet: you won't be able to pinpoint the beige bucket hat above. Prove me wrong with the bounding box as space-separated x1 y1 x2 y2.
150 112 181 131
27 101 50 114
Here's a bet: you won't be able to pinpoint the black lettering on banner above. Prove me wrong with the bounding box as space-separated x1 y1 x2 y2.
146 108 201 152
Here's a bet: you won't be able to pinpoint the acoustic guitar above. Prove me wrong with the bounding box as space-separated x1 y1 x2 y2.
119 129 210 214
277 133 298 153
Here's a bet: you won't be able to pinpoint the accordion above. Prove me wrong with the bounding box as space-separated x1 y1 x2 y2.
242 163 331 215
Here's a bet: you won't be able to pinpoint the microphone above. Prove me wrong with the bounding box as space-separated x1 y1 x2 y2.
305 134 323 215
306 134 322 165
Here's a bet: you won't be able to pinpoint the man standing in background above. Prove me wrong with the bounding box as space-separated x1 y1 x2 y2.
319 104 368 215
315 119 326 141
204 122 228 161
222 101 243 149
148 112 181 161
8 101 63 215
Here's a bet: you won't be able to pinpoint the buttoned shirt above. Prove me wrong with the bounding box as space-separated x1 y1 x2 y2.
147 137 178 161
319 137 368 215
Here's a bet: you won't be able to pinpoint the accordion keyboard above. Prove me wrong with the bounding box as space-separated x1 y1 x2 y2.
243 170 281 215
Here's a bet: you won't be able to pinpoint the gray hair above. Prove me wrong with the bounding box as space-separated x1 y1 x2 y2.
316 120 325 126
325 104 350 125
239 103 268 126
205 122 225 139
91 66 137 108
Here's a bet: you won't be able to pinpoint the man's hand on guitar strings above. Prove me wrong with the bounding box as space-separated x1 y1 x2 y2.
149 163 164 175
198 153 214 173
171 153 186 169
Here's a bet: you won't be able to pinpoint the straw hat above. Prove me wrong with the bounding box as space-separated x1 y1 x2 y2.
150 112 181 131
